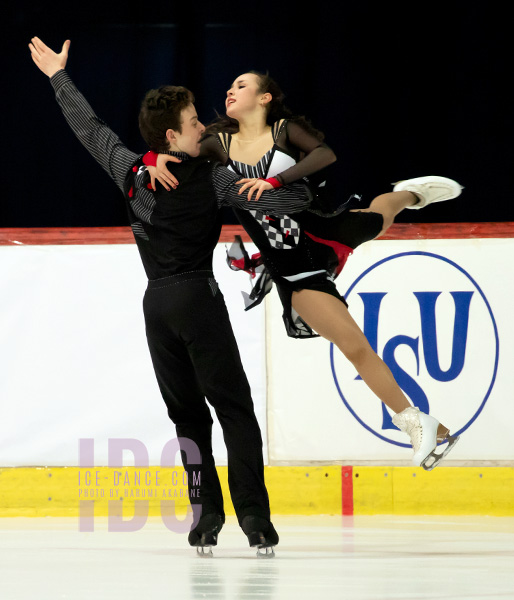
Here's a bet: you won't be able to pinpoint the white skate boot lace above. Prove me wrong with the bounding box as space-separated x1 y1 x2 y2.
410 182 452 205
393 408 422 452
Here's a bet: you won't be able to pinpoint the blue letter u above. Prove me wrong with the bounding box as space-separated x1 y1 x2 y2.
414 291 473 382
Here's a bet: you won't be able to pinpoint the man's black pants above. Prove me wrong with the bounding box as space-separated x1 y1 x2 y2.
143 270 270 525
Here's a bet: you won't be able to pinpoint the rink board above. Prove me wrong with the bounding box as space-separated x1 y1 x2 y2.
267 237 513 463
1 465 513 517
1 225 513 517
0 238 267 467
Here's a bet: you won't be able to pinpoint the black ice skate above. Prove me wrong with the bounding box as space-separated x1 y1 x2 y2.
188 513 224 557
241 516 279 558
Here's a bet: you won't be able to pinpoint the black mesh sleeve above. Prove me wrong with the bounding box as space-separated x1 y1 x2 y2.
274 121 337 185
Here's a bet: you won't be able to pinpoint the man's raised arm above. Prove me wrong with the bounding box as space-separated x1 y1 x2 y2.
29 37 138 192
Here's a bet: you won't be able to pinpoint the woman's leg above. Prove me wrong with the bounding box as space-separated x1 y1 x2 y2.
291 288 449 438
350 175 464 238
350 191 417 237
292 288 411 414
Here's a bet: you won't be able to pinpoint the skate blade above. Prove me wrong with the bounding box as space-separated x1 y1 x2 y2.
196 546 214 557
421 435 460 471
256 546 275 558
247 531 276 558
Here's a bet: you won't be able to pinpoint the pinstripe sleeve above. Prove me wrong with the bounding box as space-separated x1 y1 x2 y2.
49 70 138 192
212 164 312 216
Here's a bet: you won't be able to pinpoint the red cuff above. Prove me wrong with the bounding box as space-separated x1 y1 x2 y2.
259 177 283 189
143 151 158 167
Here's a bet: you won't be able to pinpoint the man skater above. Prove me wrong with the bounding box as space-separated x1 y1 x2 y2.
29 36 313 556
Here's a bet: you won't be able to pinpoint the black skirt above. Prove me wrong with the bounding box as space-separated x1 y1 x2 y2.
227 209 384 338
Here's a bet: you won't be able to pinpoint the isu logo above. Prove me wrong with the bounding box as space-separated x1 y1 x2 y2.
331 252 499 447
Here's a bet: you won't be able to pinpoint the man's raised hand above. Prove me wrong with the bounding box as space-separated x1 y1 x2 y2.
29 37 70 78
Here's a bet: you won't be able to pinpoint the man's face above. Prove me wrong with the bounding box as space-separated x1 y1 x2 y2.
170 104 205 157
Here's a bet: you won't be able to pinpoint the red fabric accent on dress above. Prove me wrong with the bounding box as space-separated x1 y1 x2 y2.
147 183 153 190
304 231 354 276
132 166 138 172
143 151 158 167
128 187 133 198
259 177 283 189
229 252 262 278
230 257 247 271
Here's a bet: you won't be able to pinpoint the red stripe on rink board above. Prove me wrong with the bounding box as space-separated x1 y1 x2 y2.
0 226 252 245
341 466 354 516
377 222 514 240
1 223 514 245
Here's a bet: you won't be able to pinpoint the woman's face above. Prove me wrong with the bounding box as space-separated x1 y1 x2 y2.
225 73 265 119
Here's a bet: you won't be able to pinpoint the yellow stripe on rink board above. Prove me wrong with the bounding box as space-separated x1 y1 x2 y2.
352 467 514 516
0 466 342 518
0 467 191 518
245 466 342 516
1 466 513 517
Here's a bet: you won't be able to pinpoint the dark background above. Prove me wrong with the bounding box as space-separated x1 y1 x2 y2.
4 1 513 227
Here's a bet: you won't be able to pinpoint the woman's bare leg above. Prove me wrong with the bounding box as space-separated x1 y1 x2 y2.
351 175 463 240
291 288 448 437
350 190 418 237
292 288 410 413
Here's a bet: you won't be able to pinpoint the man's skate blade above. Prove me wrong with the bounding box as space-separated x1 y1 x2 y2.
196 546 214 557
247 530 276 557
421 435 460 471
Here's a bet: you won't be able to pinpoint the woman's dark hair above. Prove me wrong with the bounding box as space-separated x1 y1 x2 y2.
204 71 324 141
139 85 195 153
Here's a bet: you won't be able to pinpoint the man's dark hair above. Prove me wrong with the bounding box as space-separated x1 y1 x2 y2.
139 86 195 153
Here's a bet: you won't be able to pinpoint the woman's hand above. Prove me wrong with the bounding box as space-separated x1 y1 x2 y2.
236 178 273 201
149 154 182 191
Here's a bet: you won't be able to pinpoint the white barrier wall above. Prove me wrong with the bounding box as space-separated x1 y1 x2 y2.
1 235 513 467
0 243 266 467
267 238 514 463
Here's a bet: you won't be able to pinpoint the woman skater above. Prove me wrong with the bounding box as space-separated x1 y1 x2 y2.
143 71 462 470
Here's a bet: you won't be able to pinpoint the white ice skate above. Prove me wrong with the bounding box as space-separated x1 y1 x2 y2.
392 406 460 471
393 175 463 209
